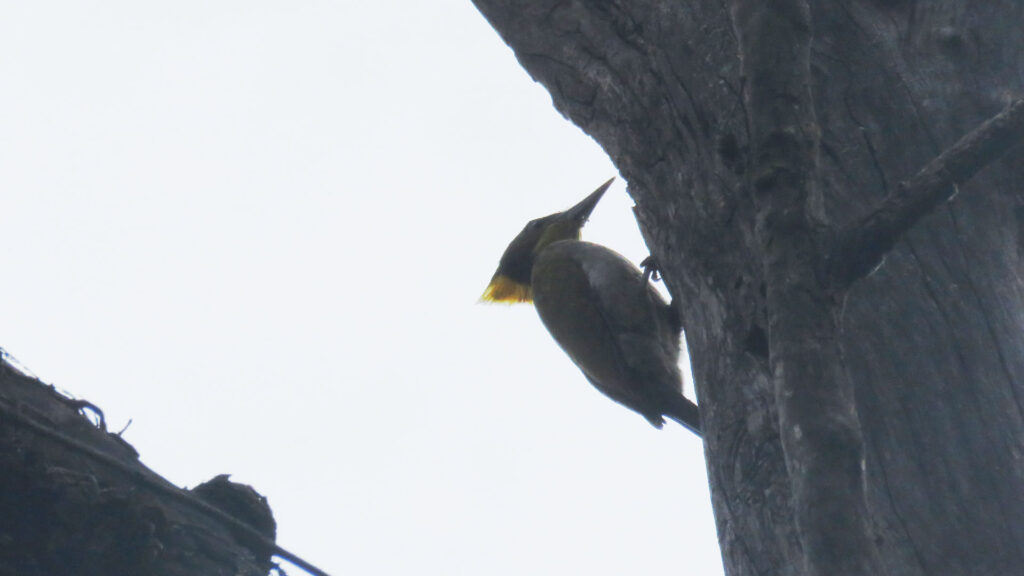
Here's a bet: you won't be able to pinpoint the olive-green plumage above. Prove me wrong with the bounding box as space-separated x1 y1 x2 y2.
483 178 701 434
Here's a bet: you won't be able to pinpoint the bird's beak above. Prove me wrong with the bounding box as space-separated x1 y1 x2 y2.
563 177 615 223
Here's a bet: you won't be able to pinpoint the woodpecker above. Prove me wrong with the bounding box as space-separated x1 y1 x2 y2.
482 178 701 435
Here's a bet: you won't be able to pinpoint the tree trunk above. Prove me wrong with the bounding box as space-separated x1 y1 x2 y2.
471 2 1024 575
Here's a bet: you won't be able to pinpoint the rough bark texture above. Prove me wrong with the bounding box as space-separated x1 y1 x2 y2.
472 2 1024 575
0 359 278 576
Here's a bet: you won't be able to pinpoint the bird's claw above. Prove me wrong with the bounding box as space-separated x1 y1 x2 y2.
640 256 662 283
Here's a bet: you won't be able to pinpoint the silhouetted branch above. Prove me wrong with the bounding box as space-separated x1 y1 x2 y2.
0 360 330 576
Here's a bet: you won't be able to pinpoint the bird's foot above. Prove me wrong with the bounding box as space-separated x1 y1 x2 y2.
640 256 662 283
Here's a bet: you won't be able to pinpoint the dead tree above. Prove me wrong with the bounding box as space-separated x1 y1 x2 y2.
472 3 1024 575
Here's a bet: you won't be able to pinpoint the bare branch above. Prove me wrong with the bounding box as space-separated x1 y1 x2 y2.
831 98 1024 287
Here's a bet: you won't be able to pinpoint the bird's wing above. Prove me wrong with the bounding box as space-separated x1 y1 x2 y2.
533 242 683 419
573 243 683 391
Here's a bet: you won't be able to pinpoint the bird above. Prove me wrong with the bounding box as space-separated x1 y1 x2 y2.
481 178 701 436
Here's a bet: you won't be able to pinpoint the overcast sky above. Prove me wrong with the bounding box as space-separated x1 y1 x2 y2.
0 2 723 574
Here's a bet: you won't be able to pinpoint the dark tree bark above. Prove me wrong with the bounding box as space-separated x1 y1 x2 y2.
0 358 294 576
471 2 1024 575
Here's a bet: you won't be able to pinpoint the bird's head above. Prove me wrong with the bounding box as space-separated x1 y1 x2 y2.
481 177 614 303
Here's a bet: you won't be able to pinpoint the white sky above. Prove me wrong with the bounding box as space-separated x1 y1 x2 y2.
0 2 722 574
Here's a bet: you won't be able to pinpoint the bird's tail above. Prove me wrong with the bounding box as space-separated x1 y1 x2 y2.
666 395 702 437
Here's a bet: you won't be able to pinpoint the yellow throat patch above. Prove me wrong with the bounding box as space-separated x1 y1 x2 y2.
480 274 532 303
